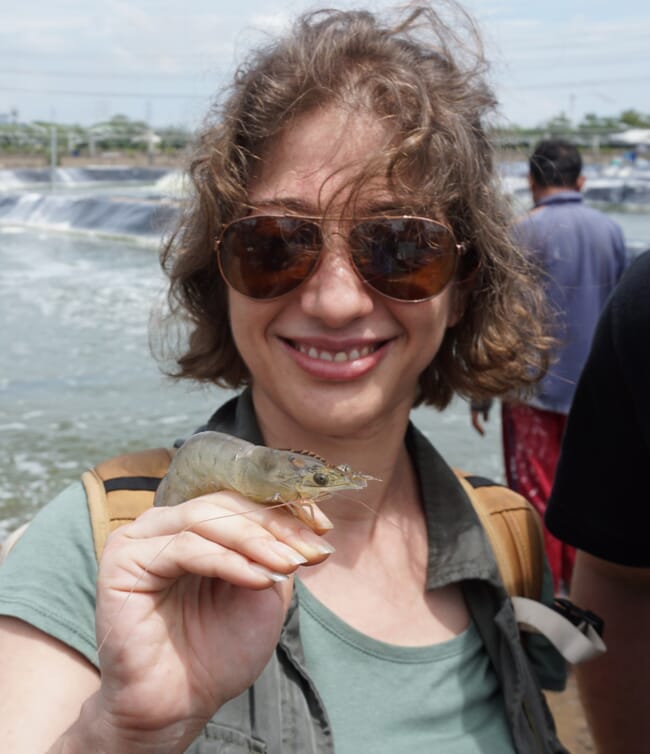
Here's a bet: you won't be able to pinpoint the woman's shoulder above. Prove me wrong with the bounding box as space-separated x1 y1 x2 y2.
0 481 99 667
2 481 93 560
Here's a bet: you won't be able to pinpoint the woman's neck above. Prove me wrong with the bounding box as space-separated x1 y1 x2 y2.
251 386 415 525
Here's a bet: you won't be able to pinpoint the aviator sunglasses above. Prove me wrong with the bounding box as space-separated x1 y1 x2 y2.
215 214 467 303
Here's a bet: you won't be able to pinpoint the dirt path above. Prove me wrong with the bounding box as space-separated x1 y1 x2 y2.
545 673 595 753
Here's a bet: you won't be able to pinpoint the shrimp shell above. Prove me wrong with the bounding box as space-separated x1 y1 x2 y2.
153 432 373 520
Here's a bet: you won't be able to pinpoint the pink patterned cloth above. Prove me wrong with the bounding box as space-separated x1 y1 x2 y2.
501 402 575 592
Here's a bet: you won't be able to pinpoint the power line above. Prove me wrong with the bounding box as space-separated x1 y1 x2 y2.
1 51 647 81
0 68 219 80
505 75 650 91
0 85 208 100
2 75 649 101
500 33 650 55
0 49 215 61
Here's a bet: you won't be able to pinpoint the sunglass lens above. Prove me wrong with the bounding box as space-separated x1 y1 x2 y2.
219 217 321 299
350 218 458 301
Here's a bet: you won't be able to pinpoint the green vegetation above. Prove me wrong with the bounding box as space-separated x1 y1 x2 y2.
492 109 650 153
1 110 648 165
0 114 194 165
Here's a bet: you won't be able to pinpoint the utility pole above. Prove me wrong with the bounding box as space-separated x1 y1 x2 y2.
50 126 58 188
49 108 57 189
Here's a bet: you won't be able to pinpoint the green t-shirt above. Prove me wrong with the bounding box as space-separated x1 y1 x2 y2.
0 485 514 754
295 579 516 754
0 482 99 667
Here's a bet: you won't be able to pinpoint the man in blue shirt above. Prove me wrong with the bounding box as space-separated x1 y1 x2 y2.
472 139 627 593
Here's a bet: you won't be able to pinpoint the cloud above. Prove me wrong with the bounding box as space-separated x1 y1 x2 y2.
1 0 648 127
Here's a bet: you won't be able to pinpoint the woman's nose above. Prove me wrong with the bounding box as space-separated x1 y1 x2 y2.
298 236 375 326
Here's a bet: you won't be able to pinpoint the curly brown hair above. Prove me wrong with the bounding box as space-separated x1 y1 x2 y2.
157 1 551 409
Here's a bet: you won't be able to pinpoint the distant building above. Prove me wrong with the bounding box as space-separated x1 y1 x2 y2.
0 109 19 125
607 128 650 149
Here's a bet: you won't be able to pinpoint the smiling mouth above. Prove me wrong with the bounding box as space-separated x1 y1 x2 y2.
289 341 382 363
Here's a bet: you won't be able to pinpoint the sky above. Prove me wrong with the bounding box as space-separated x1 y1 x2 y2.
1 0 649 131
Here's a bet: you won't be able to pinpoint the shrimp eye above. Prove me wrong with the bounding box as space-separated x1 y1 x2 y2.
313 471 329 486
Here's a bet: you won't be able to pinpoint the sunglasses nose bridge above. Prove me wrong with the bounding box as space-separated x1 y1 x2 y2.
319 219 348 245
314 224 367 283
298 226 375 316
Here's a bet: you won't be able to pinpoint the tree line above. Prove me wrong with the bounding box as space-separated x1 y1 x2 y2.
1 110 648 161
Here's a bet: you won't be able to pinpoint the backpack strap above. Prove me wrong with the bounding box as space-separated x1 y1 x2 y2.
455 470 606 662
454 470 544 600
78 450 605 663
81 447 175 560
83 453 542 593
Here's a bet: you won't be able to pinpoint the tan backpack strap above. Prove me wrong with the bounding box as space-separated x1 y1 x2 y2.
454 470 544 600
82 447 175 560
455 471 608 663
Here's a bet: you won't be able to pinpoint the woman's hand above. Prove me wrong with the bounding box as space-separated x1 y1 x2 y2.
87 492 334 752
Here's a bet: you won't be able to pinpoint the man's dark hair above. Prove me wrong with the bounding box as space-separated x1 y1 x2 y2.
529 139 582 188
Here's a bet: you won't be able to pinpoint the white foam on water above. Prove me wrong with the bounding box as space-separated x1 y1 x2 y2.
154 170 188 198
12 454 50 477
0 167 648 532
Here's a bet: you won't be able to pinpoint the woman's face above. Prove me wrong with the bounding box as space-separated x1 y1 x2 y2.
228 106 462 441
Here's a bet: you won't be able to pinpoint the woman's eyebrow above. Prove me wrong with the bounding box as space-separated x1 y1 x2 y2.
361 202 411 215
250 197 317 215
249 197 420 217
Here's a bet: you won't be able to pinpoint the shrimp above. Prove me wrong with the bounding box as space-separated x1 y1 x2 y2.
96 432 375 654
154 431 375 526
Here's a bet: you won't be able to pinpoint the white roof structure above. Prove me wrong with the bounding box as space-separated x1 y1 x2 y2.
608 128 650 146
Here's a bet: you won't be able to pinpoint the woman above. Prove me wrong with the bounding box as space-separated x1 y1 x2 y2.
0 4 566 753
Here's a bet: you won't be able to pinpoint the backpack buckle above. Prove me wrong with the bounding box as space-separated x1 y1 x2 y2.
553 597 605 638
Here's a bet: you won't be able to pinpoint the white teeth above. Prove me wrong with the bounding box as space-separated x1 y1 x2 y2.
296 343 375 362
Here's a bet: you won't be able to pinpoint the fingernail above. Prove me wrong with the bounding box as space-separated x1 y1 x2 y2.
286 533 336 559
309 508 334 530
267 541 309 566
248 563 290 582
291 502 334 530
310 539 336 555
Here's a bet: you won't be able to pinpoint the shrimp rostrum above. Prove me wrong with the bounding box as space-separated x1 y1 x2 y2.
154 431 374 526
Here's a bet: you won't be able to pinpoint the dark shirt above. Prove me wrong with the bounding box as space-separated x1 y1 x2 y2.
514 191 627 414
546 251 650 566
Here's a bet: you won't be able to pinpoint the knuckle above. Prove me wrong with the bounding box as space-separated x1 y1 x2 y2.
136 505 164 525
173 529 204 558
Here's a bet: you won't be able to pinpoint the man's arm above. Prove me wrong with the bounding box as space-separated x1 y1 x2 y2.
570 550 650 754
469 398 493 436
